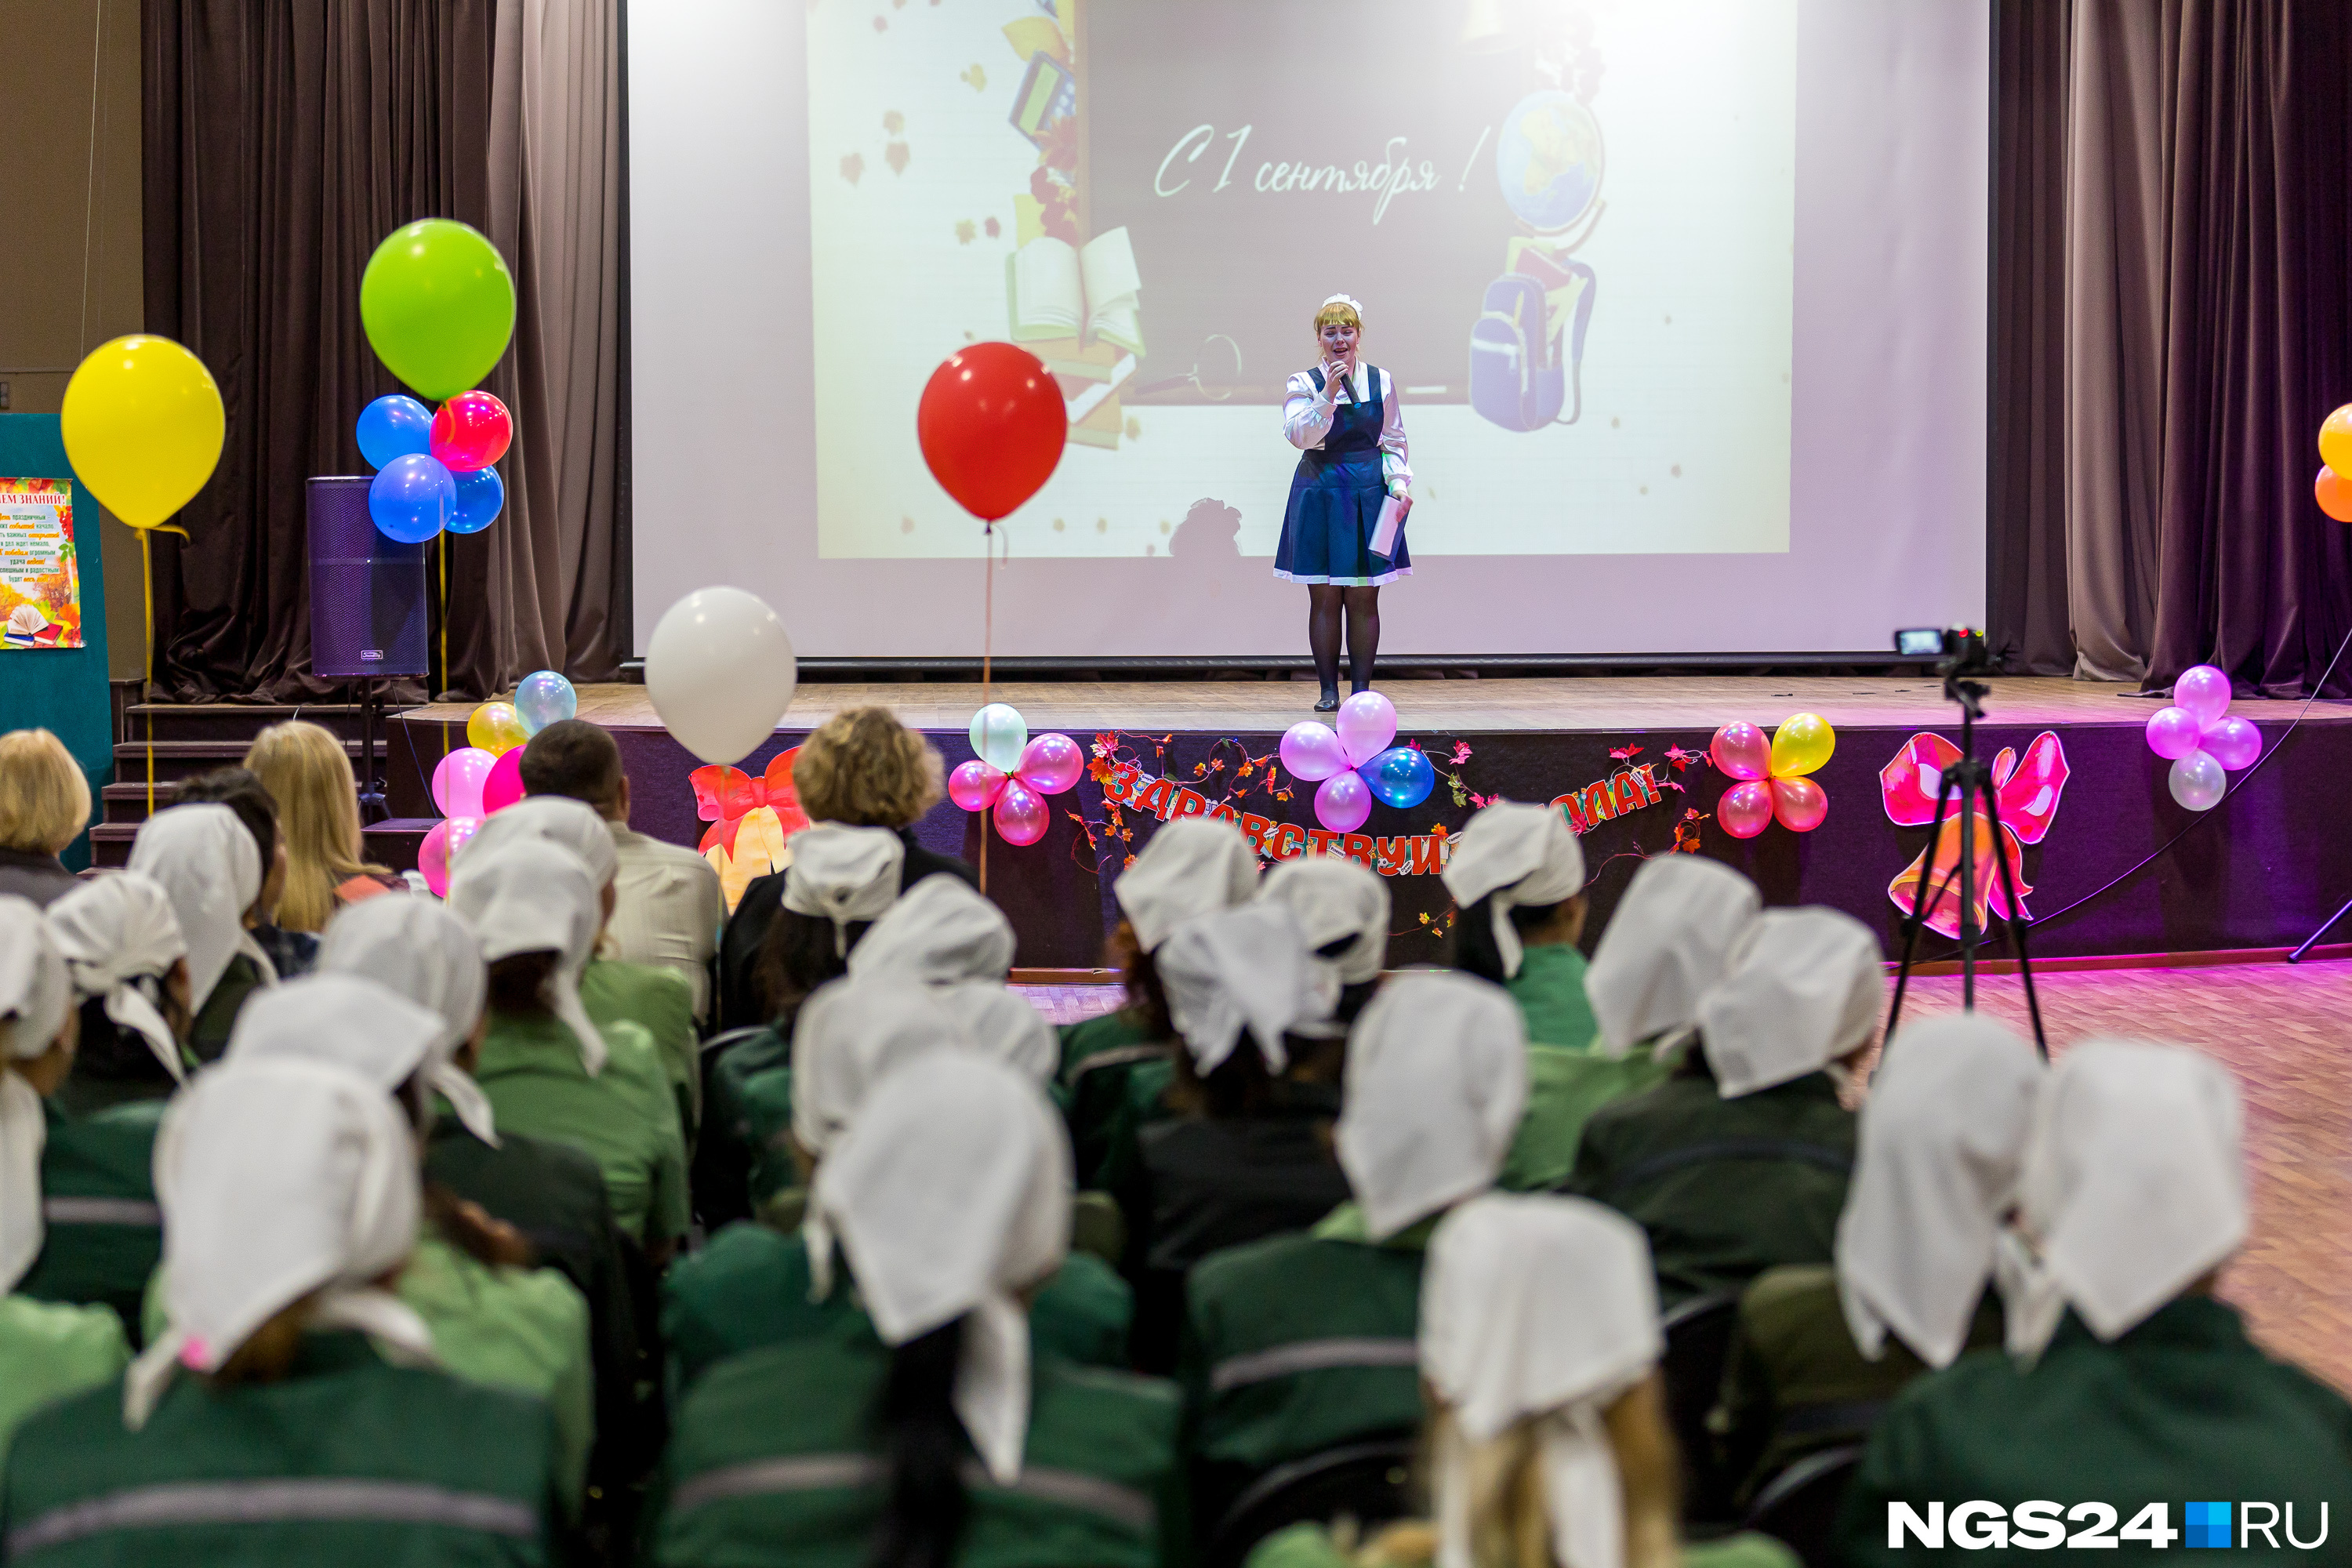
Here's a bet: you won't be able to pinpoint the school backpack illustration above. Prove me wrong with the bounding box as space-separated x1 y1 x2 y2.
1469 262 1597 431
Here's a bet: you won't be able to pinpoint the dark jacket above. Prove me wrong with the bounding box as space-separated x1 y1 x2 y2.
0 847 78 907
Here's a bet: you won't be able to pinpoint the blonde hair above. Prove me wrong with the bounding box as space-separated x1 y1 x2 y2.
0 729 91 855
1421 1376 1681 1568
1315 299 1363 336
244 720 385 933
791 707 945 829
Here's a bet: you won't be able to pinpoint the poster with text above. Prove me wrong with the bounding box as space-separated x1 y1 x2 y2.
0 479 82 649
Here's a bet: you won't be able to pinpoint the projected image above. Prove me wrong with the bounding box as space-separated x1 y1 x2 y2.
806 0 1795 562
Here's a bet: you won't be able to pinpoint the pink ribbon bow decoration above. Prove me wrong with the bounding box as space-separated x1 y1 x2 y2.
1879 730 2069 939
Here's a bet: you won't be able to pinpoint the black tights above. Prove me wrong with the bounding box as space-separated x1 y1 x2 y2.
1307 584 1380 695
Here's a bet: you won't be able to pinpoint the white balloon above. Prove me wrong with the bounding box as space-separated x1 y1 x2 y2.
644 587 797 764
2166 750 2227 812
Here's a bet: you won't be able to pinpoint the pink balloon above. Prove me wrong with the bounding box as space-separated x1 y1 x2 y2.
1279 720 1350 782
1718 780 1775 839
1709 722 1770 782
2203 715 2262 771
1313 770 1372 833
2172 664 2231 727
949 759 1007 811
1334 690 1399 767
431 746 496 819
481 747 526 815
419 815 481 897
2143 706 2203 761
1017 732 1084 796
1770 775 1828 833
993 779 1049 846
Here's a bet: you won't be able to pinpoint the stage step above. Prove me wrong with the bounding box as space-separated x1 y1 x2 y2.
91 811 430 872
117 702 392 744
107 738 385 787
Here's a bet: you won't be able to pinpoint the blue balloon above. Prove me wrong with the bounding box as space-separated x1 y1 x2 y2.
369 452 455 543
447 464 503 535
514 669 577 735
356 394 434 470
1359 745 1436 810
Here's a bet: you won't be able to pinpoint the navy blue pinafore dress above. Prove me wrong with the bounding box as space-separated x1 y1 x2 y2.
1274 365 1410 586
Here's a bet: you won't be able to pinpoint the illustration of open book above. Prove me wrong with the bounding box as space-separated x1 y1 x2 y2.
1007 227 1143 356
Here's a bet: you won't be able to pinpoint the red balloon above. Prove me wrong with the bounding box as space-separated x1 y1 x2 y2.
2318 464 2352 523
916 343 1066 521
1771 775 1828 833
1718 780 1775 839
431 390 512 473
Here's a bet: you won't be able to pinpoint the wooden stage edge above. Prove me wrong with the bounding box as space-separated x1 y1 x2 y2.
407 674 2352 736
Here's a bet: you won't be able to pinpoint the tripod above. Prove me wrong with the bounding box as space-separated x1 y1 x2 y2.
1883 670 2049 1056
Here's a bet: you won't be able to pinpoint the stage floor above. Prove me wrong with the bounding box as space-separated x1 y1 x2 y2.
408 673 2352 735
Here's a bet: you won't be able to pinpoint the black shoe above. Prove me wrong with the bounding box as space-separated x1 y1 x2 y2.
1314 689 1340 712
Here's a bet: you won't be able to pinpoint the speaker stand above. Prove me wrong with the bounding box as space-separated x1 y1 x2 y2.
355 677 390 825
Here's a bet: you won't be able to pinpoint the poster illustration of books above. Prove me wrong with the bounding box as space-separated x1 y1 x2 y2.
0 478 82 649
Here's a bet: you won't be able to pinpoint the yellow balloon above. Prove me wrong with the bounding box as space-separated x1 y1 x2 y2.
2321 404 2352 480
60 336 225 530
1769 712 1835 778
468 700 528 756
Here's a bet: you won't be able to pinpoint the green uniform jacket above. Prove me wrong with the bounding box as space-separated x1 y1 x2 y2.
1504 942 1602 1051
700 1029 800 1216
1499 1043 1671 1193
474 1011 690 1247
1567 1067 1854 1307
1835 1298 2352 1567
652 1327 1186 1568
1059 1010 1172 1189
13 1099 164 1343
1246 1522 1802 1568
0 1298 126 1473
187 952 266 1063
581 956 700 1138
0 1330 559 1567
662 1221 1134 1397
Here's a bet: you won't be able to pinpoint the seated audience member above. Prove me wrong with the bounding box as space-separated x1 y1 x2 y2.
1120 901 1350 1373
1443 800 1597 1050
1712 1014 2039 1506
1251 1192 1796 1568
1184 970 1528 1519
653 1053 1182 1568
243 719 403 934
13 877 187 1340
450 837 689 1260
169 768 313 983
1508 855 1761 1191
521 718 725 1024
0 899 129 1465
1836 1040 2352 1567
662 977 1130 1396
125 800 278 1059
219 974 594 1513
696 822 906 1225
1570 908 1880 1307
1063 816 1259 1187
2 1058 560 1565
1257 853 1390 1023
0 730 90 908
846 871 1058 1082
715 706 975 1032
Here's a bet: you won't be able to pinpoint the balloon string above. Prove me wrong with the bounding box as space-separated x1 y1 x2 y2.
437 532 449 747
140 528 154 816
980 521 994 895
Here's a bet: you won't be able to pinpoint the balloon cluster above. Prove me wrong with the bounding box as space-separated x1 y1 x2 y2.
916 344 1069 521
1278 693 1436 833
1709 713 1837 838
358 390 511 543
2317 405 2352 522
416 670 579 895
2144 664 2259 811
949 704 1083 847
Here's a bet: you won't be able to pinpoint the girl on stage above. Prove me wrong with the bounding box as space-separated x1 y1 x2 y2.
1276 294 1412 711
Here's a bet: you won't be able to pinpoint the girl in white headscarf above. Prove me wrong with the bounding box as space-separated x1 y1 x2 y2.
127 802 278 1058
1442 803 1594 1049
1259 853 1391 1023
45 871 192 1091
758 822 906 1012
1584 856 1761 1058
317 895 499 1146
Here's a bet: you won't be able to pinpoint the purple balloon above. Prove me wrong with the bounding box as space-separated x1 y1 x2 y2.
1279 720 1349 782
1334 690 1399 767
1017 732 1084 795
1313 770 1372 833
2172 664 2231 727
2144 706 2203 761
2203 715 2262 771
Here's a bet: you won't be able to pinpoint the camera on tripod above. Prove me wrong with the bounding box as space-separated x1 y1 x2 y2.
1894 624 1994 677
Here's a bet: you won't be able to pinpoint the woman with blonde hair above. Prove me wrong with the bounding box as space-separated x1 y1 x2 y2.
242 720 398 932
0 730 92 907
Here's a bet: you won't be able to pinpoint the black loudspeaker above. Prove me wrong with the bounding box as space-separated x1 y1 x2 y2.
307 476 429 679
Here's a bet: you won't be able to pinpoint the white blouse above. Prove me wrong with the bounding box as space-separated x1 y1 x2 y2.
1283 365 1412 496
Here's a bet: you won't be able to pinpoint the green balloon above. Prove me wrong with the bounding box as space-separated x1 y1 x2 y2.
359 220 516 401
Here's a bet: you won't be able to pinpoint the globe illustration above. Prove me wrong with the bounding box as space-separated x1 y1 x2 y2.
1495 90 1603 233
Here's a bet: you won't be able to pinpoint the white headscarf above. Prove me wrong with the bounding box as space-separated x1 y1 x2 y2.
1321 292 1365 318
1440 802 1587 982
1114 817 1258 953
1155 902 1338 1076
2005 1040 2245 1360
223 973 450 1133
1259 855 1391 985
1584 855 1761 1055
1337 971 1529 1240
811 1051 1071 1485
46 872 188 1083
935 982 1057 1084
1835 1014 2044 1368
447 837 609 1075
128 803 275 1014
125 1057 434 1428
2 896 73 1294
317 895 499 1144
1695 907 1883 1098
1422 1193 1664 1568
789 975 974 1163
847 873 1017 986
781 824 906 957
463 794 619 888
